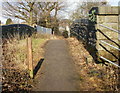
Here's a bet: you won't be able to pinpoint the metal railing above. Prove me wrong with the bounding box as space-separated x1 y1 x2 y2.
99 24 120 34
98 24 120 68
100 40 120 51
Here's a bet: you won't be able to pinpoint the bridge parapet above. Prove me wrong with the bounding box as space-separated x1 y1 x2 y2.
90 6 119 63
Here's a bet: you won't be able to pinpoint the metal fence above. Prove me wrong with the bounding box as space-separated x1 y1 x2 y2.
97 24 120 91
97 24 120 68
36 26 52 35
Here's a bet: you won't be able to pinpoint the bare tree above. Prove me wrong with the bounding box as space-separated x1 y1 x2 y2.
35 2 66 34
36 2 61 27
70 0 109 21
2 1 67 35
3 1 65 27
2 0 36 26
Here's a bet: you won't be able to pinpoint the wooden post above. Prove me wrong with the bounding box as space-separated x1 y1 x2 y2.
27 7 33 78
27 37 33 78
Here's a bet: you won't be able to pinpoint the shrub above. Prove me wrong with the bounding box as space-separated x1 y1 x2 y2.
62 30 68 38
2 24 36 39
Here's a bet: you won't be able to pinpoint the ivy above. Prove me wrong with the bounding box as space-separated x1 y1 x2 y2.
89 10 97 24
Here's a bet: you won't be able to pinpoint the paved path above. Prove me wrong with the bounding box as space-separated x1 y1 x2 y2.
32 39 80 91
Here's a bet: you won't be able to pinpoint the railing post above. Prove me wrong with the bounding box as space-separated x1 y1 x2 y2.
118 2 120 91
27 37 33 78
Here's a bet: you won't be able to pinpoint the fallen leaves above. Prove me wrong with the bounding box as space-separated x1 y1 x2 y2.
67 37 118 91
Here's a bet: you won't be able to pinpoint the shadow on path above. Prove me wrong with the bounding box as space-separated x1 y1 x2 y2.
32 39 79 91
33 58 44 78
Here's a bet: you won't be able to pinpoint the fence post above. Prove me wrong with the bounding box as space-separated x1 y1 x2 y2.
27 37 33 78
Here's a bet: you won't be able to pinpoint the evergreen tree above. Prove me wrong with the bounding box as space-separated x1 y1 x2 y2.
6 18 13 25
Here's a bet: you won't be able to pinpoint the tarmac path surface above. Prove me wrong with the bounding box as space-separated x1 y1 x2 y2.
32 39 80 91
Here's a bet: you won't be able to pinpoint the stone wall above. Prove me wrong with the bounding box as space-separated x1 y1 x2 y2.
92 6 119 61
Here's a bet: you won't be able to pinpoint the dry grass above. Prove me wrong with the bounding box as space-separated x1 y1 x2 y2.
2 33 49 92
32 36 48 69
67 37 119 91
3 33 49 70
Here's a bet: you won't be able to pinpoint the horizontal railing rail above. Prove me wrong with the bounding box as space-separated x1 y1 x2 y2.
100 40 120 51
98 24 120 68
100 56 120 68
99 24 120 34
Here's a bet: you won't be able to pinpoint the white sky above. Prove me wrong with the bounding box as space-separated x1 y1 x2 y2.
0 0 120 24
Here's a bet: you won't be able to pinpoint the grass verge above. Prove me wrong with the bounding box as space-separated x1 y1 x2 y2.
2 33 49 92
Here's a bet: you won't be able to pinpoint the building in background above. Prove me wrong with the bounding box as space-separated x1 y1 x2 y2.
59 19 71 37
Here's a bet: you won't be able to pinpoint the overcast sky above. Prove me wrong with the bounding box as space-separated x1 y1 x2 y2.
0 0 119 24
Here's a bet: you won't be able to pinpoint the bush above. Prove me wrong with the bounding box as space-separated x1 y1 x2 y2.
62 30 68 38
2 24 36 39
